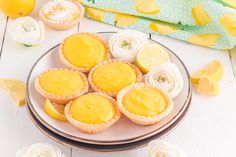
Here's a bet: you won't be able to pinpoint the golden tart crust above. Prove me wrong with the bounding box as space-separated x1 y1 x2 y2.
116 83 173 125
39 0 84 30
35 68 89 104
59 32 110 73
88 59 142 97
65 92 121 133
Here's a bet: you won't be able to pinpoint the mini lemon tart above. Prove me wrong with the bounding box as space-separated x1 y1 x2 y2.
39 0 84 30
117 83 173 125
65 92 121 133
59 33 110 73
88 60 142 97
35 68 88 104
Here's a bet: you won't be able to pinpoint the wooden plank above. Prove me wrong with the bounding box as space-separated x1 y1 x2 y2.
0 0 78 156
229 47 236 81
151 34 236 157
0 12 7 59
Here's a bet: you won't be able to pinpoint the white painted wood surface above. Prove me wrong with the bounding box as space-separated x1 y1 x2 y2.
1 2 236 157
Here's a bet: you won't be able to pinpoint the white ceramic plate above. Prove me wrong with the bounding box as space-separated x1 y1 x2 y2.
27 32 191 145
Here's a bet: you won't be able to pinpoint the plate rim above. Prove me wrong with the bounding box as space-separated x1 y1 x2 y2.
26 97 191 152
26 31 192 145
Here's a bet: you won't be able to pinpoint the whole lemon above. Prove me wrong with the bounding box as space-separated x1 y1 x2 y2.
0 0 36 18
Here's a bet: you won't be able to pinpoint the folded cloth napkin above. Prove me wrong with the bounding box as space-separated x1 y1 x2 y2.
77 0 236 49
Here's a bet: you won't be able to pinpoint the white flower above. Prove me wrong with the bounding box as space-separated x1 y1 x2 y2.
16 143 65 157
109 29 147 62
147 140 187 157
144 63 183 98
10 16 45 47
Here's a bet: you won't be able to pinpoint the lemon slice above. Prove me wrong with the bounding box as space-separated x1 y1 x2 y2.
136 44 170 73
198 75 219 96
44 99 67 121
191 60 223 84
0 78 26 106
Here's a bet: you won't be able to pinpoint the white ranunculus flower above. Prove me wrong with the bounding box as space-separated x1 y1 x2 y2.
144 63 183 98
10 16 45 47
16 143 65 157
147 140 187 157
109 29 148 62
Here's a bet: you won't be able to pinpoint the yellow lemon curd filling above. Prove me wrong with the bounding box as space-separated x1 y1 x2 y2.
69 94 116 124
39 70 84 96
122 88 167 117
63 34 106 68
92 62 137 92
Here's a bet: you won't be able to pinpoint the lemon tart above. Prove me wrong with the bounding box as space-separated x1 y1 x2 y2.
35 68 88 104
88 60 142 97
65 92 121 133
59 33 110 73
39 0 84 30
117 83 173 125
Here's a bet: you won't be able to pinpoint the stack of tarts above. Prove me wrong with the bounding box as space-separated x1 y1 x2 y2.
34 30 185 134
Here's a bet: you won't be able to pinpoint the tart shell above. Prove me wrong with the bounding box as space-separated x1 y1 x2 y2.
116 83 174 125
59 32 110 73
88 59 142 97
35 68 89 105
64 92 121 134
39 0 85 30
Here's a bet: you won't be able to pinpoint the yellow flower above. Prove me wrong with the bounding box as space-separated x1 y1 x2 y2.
188 33 220 47
220 13 236 36
192 3 211 26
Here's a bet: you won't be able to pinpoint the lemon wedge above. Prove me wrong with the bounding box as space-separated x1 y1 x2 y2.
0 78 26 106
191 60 223 84
44 99 67 121
136 44 170 73
198 75 219 96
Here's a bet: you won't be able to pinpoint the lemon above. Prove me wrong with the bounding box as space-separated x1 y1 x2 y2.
198 75 219 96
188 33 221 47
220 13 236 36
86 7 105 22
223 0 236 8
134 0 160 14
0 78 26 106
191 60 223 84
149 22 177 35
136 44 170 73
44 99 67 121
0 0 35 18
192 3 211 26
114 13 139 27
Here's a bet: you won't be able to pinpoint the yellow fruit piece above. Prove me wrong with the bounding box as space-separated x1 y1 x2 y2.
223 0 236 8
44 99 67 121
134 0 160 14
0 79 26 106
114 13 139 27
188 33 221 47
86 7 105 22
0 0 35 18
220 13 236 36
191 60 223 84
149 22 177 35
192 3 211 26
136 44 170 73
198 76 219 96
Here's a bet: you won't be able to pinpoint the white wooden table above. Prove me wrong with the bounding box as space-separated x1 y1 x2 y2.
1 1 236 156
